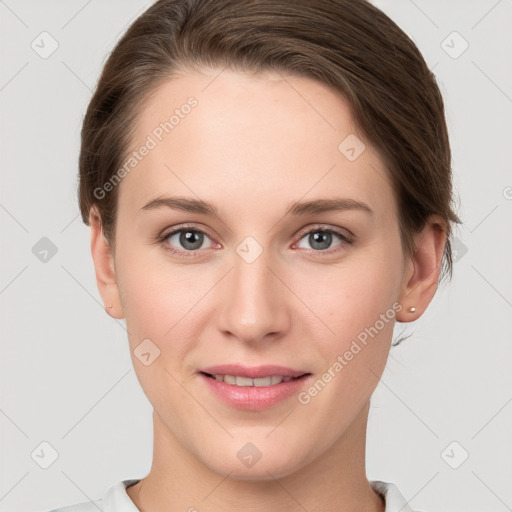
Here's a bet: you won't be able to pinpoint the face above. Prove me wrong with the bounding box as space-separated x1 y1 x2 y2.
105 68 411 479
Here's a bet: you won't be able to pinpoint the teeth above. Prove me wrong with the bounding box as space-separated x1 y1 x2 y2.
211 374 296 386
236 376 253 386
253 377 274 386
224 374 237 385
272 375 286 385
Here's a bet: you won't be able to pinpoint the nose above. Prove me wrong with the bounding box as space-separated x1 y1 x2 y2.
216 247 291 345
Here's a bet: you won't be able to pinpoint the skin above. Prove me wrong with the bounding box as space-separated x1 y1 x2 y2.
90 68 446 512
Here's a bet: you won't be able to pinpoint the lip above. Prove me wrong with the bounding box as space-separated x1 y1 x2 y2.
198 364 312 411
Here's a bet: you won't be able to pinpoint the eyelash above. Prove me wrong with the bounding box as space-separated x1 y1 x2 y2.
157 223 354 258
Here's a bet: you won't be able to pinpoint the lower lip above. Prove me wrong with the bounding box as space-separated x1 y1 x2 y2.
199 373 311 410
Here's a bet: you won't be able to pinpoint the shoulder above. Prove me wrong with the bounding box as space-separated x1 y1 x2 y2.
45 500 102 512
369 480 427 512
44 479 141 512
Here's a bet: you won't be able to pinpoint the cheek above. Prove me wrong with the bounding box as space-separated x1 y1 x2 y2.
301 245 403 350
115 242 177 342
115 244 217 381
115 252 200 400
295 255 400 423
115 234 197 322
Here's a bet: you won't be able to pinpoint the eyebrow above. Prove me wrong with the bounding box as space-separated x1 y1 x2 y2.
140 196 374 218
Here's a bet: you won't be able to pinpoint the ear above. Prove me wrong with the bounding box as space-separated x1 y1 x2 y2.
396 215 447 322
89 206 125 319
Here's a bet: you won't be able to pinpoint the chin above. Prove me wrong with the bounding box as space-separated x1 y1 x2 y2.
213 463 296 482
202 445 307 482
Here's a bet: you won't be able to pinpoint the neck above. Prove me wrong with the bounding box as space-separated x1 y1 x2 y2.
127 401 385 512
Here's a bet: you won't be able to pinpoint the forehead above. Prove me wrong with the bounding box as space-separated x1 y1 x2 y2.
117 68 394 219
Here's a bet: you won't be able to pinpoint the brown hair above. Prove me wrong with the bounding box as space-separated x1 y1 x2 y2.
79 0 460 283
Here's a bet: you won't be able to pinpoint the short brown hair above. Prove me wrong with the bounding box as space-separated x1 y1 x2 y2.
79 0 461 281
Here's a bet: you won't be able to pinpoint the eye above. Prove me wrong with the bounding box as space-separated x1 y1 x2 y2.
159 225 217 256
294 226 353 253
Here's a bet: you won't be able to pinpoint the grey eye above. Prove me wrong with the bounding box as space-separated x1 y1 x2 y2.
165 229 211 251
296 230 345 251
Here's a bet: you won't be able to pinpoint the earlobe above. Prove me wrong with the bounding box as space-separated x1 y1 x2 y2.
89 206 125 319
396 216 446 322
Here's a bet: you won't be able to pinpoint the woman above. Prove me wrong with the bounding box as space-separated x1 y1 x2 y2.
49 0 460 510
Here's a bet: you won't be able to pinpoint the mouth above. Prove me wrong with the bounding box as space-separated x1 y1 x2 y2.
197 364 312 410
199 372 310 387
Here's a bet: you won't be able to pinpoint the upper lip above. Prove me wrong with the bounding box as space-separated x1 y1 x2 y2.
199 364 309 379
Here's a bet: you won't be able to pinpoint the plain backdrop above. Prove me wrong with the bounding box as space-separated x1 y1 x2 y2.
1 1 511 511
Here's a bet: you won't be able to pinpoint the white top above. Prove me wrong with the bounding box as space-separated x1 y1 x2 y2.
46 479 425 512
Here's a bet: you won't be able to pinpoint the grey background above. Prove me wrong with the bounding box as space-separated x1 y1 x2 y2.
1 1 511 511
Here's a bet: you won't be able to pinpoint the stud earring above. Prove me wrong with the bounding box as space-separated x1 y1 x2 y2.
408 306 416 313
106 304 113 309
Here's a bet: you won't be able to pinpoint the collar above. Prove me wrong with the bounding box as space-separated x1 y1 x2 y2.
96 478 417 512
